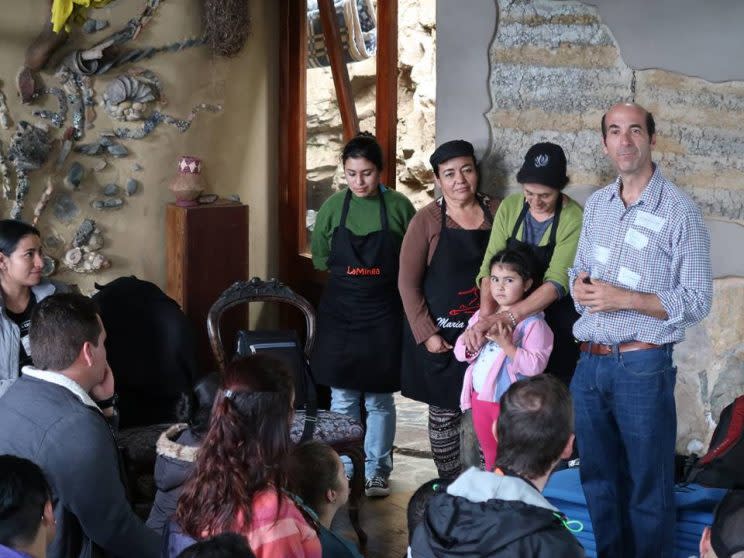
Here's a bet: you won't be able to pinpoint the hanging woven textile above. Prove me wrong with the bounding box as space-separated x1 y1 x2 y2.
306 0 377 68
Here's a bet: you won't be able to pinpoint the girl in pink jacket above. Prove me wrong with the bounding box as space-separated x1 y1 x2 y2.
455 249 553 469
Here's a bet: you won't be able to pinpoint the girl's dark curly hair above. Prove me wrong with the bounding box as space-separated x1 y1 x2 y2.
489 246 541 296
175 354 294 537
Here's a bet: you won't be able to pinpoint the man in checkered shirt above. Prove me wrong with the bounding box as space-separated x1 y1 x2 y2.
568 102 713 558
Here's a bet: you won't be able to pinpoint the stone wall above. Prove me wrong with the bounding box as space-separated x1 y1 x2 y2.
483 0 744 452
483 0 744 226
674 277 744 454
306 0 436 213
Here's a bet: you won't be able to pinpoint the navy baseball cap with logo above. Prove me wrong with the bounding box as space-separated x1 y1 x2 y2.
516 142 569 190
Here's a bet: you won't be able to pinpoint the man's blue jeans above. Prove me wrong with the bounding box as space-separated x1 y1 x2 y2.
570 345 677 558
330 387 396 479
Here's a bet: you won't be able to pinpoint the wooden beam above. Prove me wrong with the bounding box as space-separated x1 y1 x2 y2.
375 0 398 189
279 0 308 276
318 0 360 142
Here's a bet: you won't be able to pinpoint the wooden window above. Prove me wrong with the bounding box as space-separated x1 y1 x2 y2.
279 0 398 305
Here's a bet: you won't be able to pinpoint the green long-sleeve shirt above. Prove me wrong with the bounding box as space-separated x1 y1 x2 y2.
311 187 416 270
476 192 583 293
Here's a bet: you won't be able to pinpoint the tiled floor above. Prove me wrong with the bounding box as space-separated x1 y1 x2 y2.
331 394 439 558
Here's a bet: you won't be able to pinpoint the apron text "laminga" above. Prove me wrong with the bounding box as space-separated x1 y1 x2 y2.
346 266 381 276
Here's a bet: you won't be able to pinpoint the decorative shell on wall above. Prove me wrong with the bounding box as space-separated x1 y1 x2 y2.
64 247 110 273
65 219 110 273
102 73 159 122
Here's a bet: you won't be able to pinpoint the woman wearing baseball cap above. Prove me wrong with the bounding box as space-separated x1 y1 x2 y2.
462 142 583 386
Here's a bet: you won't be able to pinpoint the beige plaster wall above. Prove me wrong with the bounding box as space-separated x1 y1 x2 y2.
0 1 278 298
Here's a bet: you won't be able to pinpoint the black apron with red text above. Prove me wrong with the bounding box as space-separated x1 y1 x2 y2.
400 199 492 409
311 187 403 393
506 200 579 385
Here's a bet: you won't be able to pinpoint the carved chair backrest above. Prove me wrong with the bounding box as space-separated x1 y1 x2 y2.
207 277 316 372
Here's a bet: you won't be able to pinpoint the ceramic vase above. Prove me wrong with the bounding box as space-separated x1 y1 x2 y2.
169 155 206 206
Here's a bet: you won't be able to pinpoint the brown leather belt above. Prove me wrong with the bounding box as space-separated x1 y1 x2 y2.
579 341 661 355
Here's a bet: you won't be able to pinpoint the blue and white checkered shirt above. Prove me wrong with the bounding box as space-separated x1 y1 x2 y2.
569 165 712 345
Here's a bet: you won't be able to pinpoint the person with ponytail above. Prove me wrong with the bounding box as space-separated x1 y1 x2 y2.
170 355 321 558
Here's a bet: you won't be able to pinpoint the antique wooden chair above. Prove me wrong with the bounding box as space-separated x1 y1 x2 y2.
207 277 367 546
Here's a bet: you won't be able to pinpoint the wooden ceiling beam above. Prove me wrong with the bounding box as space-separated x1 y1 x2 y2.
318 0 360 142
376 0 398 189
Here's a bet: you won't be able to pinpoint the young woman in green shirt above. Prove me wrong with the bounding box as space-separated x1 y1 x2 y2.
310 133 415 497
462 142 583 385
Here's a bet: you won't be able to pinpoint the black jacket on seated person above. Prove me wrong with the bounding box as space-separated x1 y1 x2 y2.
409 467 584 558
146 424 200 533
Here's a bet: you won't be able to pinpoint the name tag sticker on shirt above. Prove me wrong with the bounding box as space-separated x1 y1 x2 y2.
634 210 666 233
593 245 610 264
617 266 641 289
624 228 649 250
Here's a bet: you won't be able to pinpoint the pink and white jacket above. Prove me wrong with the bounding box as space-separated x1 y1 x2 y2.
212 490 321 558
455 310 554 411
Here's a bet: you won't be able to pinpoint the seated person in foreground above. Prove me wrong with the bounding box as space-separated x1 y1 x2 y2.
700 490 744 558
147 373 219 533
289 441 362 558
169 355 320 558
0 293 160 558
409 375 584 557
176 533 256 558
406 479 453 547
0 455 56 558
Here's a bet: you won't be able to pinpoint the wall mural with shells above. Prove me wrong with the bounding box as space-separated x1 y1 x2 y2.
0 0 250 280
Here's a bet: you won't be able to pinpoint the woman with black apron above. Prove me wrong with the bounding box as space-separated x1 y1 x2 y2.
462 142 583 385
310 133 415 498
399 140 499 478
